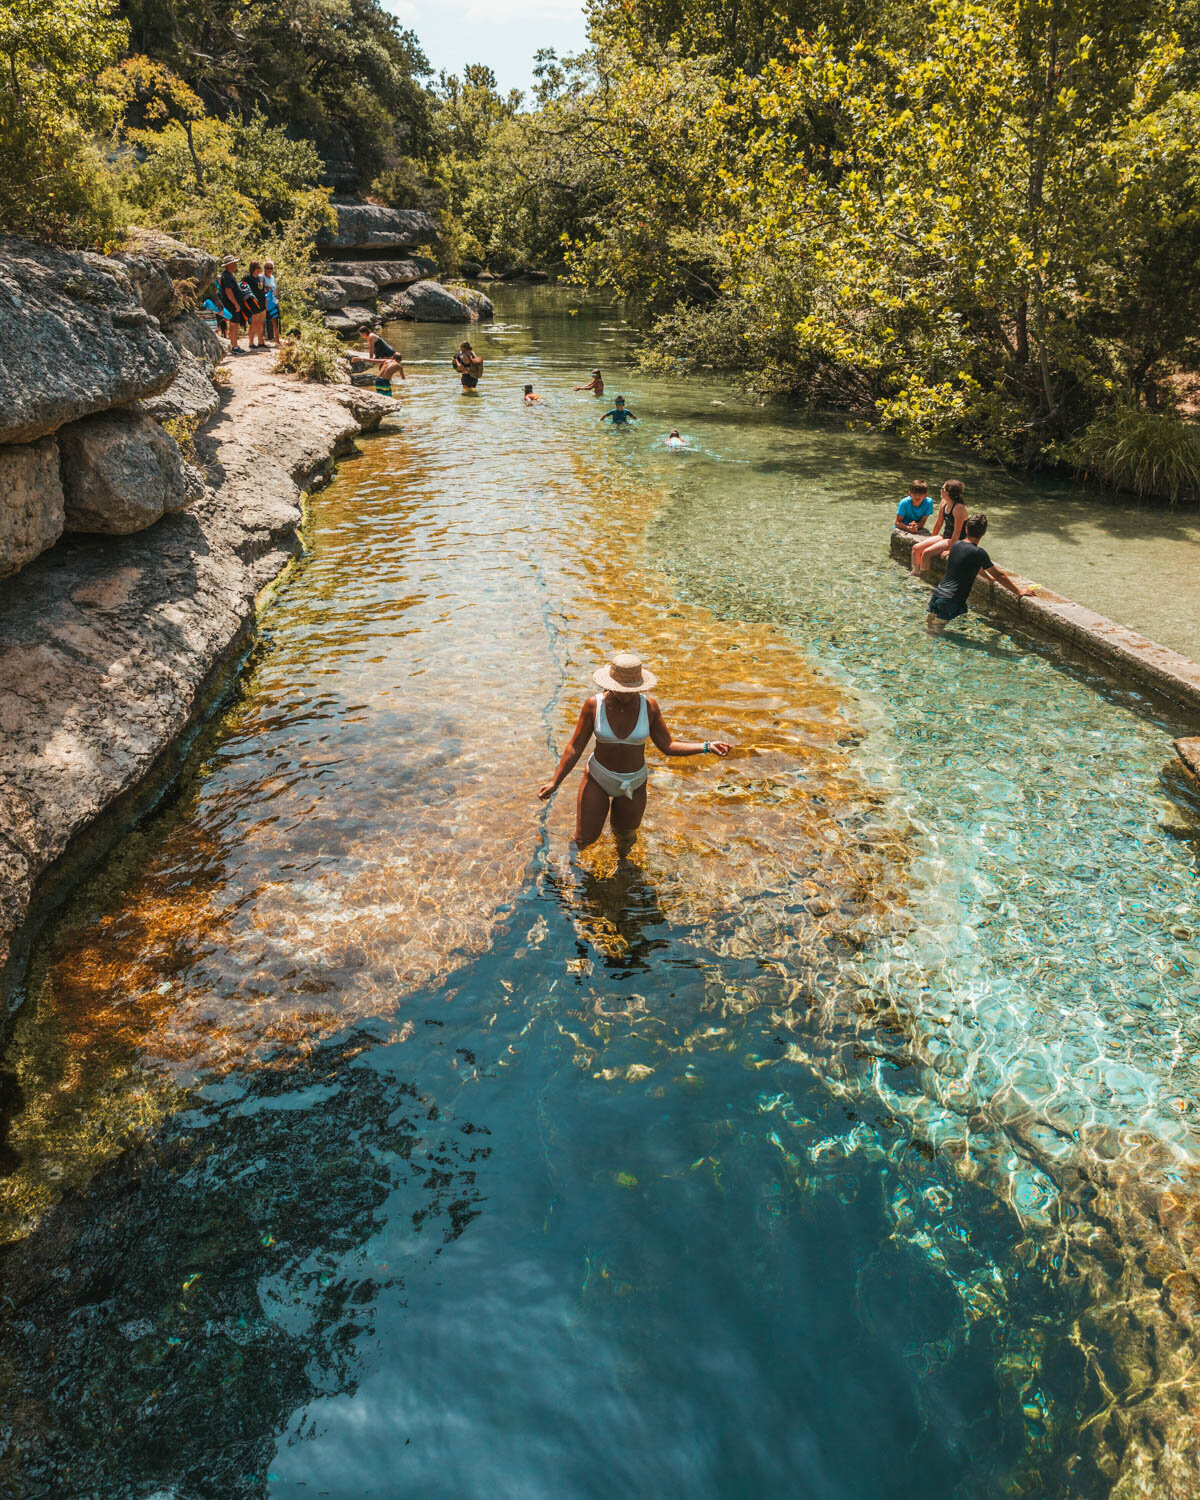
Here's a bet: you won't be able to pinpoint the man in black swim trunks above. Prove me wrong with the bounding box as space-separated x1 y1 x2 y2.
926 513 1032 634
453 340 483 391
357 325 405 385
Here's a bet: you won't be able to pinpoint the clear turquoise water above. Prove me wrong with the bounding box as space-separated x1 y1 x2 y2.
0 290 1198 1498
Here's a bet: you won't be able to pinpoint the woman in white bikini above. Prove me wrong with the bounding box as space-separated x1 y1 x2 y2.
538 652 731 849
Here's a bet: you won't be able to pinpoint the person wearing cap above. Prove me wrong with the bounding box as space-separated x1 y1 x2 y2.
538 652 731 850
575 368 604 396
218 254 251 354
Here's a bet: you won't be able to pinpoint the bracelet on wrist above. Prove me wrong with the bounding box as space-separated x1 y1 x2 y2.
703 741 710 754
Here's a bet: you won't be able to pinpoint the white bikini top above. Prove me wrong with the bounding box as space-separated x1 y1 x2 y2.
594 692 650 746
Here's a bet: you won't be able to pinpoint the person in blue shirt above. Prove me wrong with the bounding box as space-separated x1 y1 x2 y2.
895 480 934 532
601 396 637 426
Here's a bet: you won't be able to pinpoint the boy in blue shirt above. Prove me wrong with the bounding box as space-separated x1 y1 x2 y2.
895 481 933 532
601 396 637 425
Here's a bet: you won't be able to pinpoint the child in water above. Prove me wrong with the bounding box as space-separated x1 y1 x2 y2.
601 396 637 426
576 368 604 396
523 384 543 404
895 480 933 533
666 429 685 449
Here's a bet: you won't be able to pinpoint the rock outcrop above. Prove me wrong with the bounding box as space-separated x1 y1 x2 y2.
59 411 194 534
321 259 425 292
121 229 218 297
0 360 395 975
0 236 180 445
383 280 494 323
139 349 222 425
316 200 438 253
0 440 64 580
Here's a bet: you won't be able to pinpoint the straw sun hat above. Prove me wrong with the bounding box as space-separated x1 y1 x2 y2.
593 651 657 693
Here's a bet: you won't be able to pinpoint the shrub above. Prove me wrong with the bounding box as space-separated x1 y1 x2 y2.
160 412 201 461
273 316 348 384
1067 405 1200 506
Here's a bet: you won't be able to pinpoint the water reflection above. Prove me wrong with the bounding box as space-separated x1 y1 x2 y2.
0 289 1197 1497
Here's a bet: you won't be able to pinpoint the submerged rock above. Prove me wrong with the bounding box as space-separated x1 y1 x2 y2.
58 410 194 534
0 438 64 578
0 236 180 445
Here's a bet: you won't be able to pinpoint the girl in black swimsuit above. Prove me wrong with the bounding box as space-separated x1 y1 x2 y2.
911 479 968 575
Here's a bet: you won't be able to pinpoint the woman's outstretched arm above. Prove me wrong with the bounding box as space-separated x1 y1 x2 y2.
648 701 731 758
538 701 596 799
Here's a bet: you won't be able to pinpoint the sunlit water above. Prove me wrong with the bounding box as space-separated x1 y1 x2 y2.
1 290 1199 1498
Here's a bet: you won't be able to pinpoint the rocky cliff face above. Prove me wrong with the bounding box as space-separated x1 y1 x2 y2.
315 200 438 254
0 234 222 580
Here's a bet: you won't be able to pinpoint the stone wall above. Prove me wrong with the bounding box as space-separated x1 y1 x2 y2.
889 528 1200 718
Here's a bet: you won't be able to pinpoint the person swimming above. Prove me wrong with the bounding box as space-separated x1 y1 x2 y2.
523 384 543 404
666 429 685 449
601 396 636 426
575 368 604 396
538 652 731 851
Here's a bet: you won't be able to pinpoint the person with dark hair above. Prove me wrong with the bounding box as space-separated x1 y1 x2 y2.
601 395 637 426
454 341 483 391
244 261 268 348
357 326 405 391
911 479 968 573
218 254 251 354
926 513 1033 634
895 480 933 532
575 368 604 396
523 383 543 404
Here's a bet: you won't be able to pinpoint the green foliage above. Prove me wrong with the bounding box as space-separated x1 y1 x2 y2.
160 411 200 461
274 315 348 384
1066 405 1200 505
0 0 128 243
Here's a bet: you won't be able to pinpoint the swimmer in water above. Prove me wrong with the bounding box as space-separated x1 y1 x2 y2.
601 395 636 426
538 652 731 851
575 368 604 396
523 384 543 404
667 429 685 448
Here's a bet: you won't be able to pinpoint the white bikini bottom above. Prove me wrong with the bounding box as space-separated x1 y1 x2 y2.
586 755 648 800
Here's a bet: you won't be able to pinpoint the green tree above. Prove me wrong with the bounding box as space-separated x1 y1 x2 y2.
0 0 128 243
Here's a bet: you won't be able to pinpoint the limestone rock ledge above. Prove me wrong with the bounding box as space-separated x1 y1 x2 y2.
0 360 394 973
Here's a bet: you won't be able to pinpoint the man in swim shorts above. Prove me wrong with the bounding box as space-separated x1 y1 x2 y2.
357 326 405 386
926 514 1032 634
454 341 483 391
601 396 637 425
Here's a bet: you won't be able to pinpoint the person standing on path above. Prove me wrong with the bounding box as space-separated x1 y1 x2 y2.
244 262 268 349
538 653 731 852
454 341 483 392
926 514 1032 633
218 254 251 354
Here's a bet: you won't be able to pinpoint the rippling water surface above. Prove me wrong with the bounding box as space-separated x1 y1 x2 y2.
1 290 1199 1498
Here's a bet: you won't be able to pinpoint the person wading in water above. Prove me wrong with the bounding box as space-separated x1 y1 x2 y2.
453 341 483 393
538 653 731 851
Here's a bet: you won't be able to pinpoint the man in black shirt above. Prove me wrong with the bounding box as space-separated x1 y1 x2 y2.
218 254 251 354
926 513 1032 634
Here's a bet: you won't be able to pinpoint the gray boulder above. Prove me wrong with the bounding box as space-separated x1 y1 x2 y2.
316 200 439 253
112 253 175 319
0 438 64 579
122 229 218 300
314 275 350 312
329 273 378 305
59 411 192 535
163 309 224 367
138 349 221 425
384 280 472 323
321 259 424 291
0 236 180 446
324 305 376 338
457 286 495 320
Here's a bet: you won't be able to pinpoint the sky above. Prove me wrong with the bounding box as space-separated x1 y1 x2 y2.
389 0 590 97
